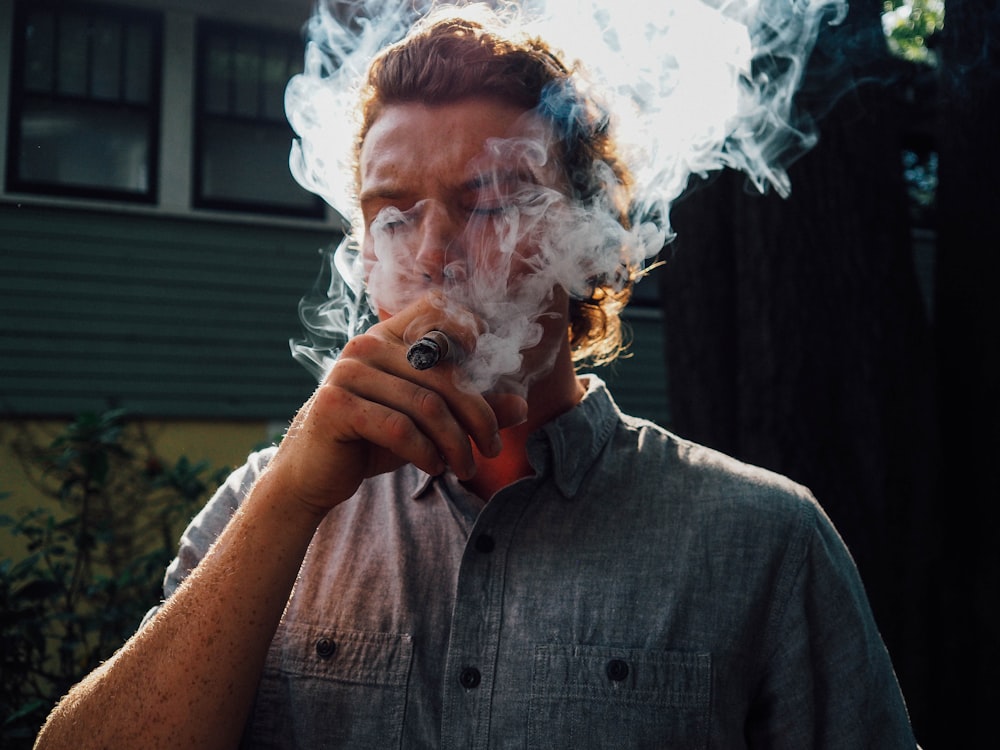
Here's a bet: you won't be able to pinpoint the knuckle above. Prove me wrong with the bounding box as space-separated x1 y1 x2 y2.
313 382 352 414
378 410 415 444
413 388 448 421
327 356 366 384
340 332 382 361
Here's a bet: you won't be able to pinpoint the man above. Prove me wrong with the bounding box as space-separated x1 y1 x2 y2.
36 6 917 748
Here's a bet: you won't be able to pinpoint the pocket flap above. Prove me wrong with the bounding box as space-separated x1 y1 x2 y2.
531 644 711 706
273 621 413 687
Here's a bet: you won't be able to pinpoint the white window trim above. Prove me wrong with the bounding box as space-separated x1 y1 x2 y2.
0 0 14 193
0 0 343 232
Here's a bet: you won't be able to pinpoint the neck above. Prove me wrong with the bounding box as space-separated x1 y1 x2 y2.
462 343 585 501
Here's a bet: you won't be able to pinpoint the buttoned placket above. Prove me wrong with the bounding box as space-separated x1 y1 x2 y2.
427 380 608 748
438 479 537 750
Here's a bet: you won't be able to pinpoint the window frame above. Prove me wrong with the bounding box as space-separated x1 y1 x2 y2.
4 0 163 204
192 19 323 219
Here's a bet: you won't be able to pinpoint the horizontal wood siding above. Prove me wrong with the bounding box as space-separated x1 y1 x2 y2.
1 203 670 424
1 203 335 419
585 310 671 427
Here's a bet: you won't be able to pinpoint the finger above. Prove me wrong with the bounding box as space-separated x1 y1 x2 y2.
331 356 481 478
383 292 484 363
341 332 504 461
313 380 450 479
402 291 484 345
484 392 529 431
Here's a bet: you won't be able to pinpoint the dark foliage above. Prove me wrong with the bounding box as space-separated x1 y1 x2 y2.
0 411 227 746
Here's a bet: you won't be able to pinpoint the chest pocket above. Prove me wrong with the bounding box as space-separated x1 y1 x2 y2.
243 622 413 750
527 644 711 750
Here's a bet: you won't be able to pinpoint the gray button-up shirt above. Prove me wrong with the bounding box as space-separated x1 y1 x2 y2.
153 377 916 748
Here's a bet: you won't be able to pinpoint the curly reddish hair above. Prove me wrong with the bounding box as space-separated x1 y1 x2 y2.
355 6 638 365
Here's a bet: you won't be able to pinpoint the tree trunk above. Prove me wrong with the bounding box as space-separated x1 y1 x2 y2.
931 0 1000 744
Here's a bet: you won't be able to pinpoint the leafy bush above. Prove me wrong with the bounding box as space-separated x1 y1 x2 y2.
882 0 945 66
0 410 228 746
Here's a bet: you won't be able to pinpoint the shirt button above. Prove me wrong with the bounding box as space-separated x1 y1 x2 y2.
459 666 482 689
606 658 629 682
315 637 337 659
474 534 495 553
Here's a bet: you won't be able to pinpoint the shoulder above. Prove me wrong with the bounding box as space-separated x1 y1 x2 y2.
571 377 820 531
618 417 861 609
161 447 278 593
614 410 816 517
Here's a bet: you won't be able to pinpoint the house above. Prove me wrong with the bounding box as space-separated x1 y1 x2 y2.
0 0 670 527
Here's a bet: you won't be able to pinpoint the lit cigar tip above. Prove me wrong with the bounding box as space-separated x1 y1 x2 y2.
406 330 452 370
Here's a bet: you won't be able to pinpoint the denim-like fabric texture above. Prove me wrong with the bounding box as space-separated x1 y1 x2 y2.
150 377 916 749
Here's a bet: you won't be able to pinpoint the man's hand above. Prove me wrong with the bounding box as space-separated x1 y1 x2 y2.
266 294 528 518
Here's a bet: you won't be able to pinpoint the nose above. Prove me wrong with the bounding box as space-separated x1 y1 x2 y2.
413 201 461 283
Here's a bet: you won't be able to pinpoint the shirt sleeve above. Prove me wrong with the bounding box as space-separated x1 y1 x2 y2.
137 448 276 629
745 500 918 748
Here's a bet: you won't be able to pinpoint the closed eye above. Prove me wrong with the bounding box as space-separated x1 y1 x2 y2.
469 204 509 217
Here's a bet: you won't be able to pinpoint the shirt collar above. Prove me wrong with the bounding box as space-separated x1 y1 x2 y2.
411 469 436 500
530 374 619 499
410 374 621 501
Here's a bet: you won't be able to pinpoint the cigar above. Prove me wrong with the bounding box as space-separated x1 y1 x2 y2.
406 330 454 370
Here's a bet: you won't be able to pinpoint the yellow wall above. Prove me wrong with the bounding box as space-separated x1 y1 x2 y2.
0 419 280 560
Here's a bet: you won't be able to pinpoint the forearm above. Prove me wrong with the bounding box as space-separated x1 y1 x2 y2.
34 469 325 750
34 299 515 748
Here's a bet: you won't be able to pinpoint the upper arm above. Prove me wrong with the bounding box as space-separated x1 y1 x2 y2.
745 504 916 747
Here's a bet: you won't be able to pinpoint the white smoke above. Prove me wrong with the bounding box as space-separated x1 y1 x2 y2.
287 0 847 387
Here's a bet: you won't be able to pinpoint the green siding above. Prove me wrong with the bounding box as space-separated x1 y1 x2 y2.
585 311 671 427
1 203 336 419
1 202 670 424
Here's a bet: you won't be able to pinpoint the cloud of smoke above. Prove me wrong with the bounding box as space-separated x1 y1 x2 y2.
286 0 847 389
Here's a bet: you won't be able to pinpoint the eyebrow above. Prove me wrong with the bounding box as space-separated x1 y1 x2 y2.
358 184 411 205
465 170 543 197
359 168 543 208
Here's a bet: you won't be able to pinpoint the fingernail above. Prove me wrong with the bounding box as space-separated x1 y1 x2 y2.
513 399 528 426
489 433 503 456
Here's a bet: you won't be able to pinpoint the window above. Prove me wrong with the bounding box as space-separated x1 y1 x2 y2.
5 1 162 201
194 22 323 218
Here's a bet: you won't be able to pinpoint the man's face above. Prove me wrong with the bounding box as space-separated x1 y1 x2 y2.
357 97 569 323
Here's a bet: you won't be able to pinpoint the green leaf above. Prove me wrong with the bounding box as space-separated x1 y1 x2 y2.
3 698 49 725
